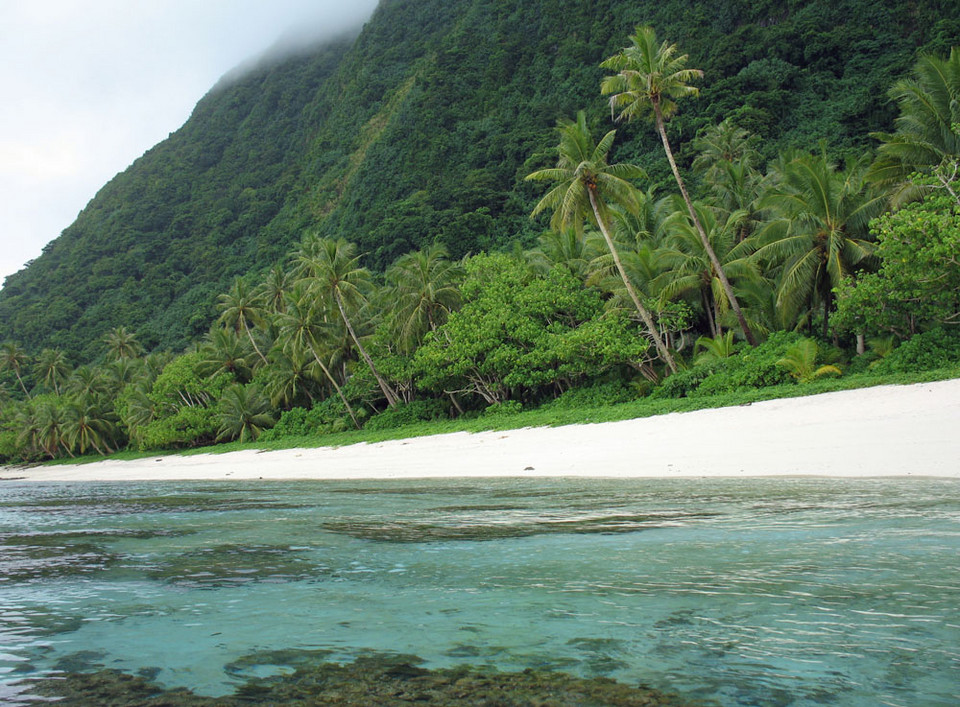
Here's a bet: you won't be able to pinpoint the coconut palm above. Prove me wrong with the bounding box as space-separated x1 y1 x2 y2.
33 399 71 458
691 118 760 182
261 343 319 409
33 349 71 396
63 399 118 456
217 384 275 443
870 48 960 204
218 278 269 366
656 204 760 339
601 26 758 345
526 228 597 279
525 111 677 372
103 326 143 361
275 283 360 428
256 264 294 315
66 365 111 401
755 149 885 337
383 245 463 354
0 342 31 397
198 328 254 382
296 236 400 407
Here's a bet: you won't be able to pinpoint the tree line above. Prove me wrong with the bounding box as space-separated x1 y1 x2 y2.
1 32 958 462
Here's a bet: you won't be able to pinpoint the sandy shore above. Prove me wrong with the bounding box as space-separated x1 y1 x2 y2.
3 380 958 482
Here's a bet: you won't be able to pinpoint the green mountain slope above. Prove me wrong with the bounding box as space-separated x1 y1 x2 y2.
0 0 954 361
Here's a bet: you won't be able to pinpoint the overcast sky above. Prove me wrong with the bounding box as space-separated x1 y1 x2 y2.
0 0 379 285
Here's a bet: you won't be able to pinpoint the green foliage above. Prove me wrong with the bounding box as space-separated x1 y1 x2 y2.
136 352 231 450
413 255 649 405
364 399 449 431
653 331 804 398
776 338 843 383
537 380 637 410
869 328 960 374
835 194 960 337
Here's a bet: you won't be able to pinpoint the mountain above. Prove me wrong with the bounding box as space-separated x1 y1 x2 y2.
0 0 954 361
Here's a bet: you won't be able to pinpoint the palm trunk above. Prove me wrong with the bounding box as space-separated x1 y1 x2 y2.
242 319 269 366
14 369 29 397
588 188 678 374
334 291 400 407
306 340 360 429
653 101 758 347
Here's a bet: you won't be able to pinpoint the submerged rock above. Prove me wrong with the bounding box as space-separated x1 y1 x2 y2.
26 653 698 706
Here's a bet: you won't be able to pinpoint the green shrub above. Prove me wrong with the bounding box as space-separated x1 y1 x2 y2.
260 406 330 440
364 399 449 431
481 400 523 417
540 380 637 409
870 328 960 374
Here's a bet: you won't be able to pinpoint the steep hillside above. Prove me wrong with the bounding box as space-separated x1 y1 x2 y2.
0 0 954 360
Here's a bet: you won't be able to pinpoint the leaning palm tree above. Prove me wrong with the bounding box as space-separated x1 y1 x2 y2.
218 278 269 366
296 236 400 407
601 26 758 345
656 204 760 339
869 48 960 204
383 245 463 354
755 149 885 337
525 111 677 372
0 342 31 397
275 284 360 428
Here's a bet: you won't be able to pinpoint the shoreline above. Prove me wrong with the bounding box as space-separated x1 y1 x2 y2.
3 379 959 483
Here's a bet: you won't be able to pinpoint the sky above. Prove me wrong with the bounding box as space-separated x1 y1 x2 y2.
0 0 379 285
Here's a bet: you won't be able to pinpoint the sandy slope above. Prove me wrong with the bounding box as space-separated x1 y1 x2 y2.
4 380 958 482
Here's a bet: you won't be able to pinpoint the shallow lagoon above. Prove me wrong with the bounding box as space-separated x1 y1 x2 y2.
1 477 958 705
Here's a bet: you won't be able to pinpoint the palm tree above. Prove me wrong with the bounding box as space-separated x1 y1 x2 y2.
66 365 111 401
103 326 143 361
755 149 885 337
63 399 117 456
198 328 254 382
217 384 275 443
691 118 760 183
33 348 71 396
656 204 760 338
601 26 758 346
275 283 360 428
383 245 463 354
870 48 960 204
34 399 71 458
256 264 294 315
296 236 400 407
0 342 31 397
525 111 677 372
218 278 269 366
261 343 319 410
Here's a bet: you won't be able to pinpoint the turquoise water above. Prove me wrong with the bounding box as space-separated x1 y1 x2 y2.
1 477 958 705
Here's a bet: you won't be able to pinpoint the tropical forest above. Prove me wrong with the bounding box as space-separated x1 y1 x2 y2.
0 0 958 462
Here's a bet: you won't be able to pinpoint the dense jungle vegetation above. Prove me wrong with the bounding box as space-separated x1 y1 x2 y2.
0 0 958 462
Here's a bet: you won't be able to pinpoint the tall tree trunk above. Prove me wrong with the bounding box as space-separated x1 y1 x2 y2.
588 188 678 374
242 319 269 366
14 369 29 397
334 291 400 407
653 101 758 346
306 340 360 429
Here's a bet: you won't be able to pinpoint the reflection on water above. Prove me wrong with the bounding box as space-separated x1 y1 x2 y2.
1 477 958 706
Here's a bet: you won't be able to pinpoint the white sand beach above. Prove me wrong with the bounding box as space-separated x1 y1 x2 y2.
4 380 959 482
